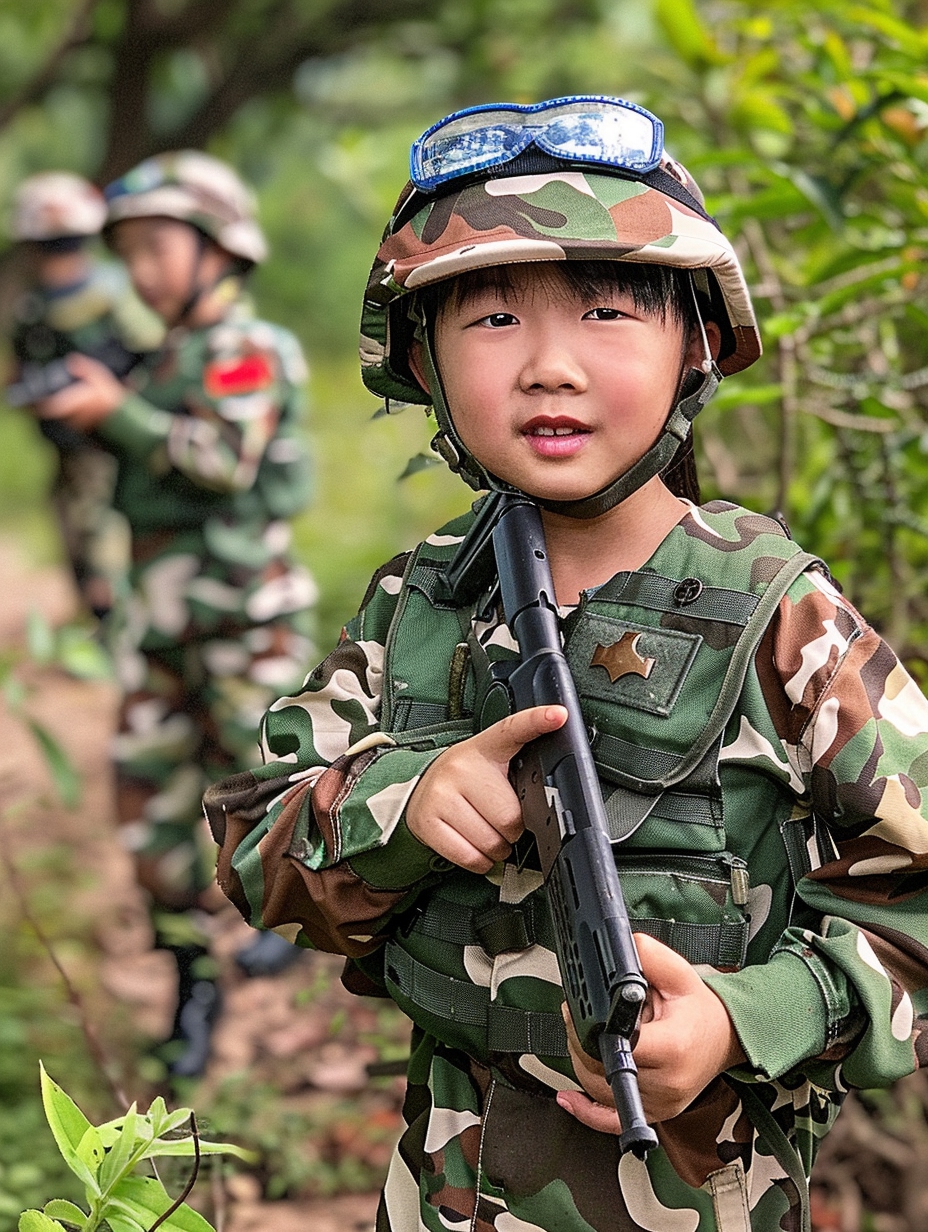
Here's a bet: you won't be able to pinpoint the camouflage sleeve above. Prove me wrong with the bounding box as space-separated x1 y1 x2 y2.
99 323 303 494
205 553 452 956
705 566 928 1090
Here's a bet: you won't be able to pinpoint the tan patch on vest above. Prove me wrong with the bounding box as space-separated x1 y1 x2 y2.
590 631 656 683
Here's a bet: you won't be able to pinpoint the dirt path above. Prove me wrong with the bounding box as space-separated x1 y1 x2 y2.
0 539 401 1231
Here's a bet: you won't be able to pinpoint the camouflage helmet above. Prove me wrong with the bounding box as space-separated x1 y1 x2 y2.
11 172 107 242
103 150 267 265
360 154 760 409
360 98 762 516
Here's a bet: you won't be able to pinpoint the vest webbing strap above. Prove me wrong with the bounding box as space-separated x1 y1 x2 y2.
728 1079 811 1232
633 916 747 969
405 895 747 969
383 940 570 1056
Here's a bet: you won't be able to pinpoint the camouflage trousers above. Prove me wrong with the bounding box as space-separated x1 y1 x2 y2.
51 444 130 618
112 620 312 917
378 1029 809 1232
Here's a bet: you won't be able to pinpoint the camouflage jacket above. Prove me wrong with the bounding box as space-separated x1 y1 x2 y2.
11 259 162 452
95 297 314 645
207 501 928 1232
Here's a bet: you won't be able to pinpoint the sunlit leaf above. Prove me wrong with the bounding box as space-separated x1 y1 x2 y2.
846 6 928 56
97 1107 143 1192
654 0 724 66
146 1136 256 1162
54 627 112 681
41 1201 86 1228
76 1125 105 1177
18 1213 66 1232
108 1176 214 1232
38 1065 100 1195
26 720 80 809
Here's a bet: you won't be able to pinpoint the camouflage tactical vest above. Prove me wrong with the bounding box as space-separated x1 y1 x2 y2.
375 501 819 1065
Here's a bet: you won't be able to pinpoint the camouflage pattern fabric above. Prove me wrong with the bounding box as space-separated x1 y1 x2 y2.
360 170 762 411
100 296 316 910
206 501 928 1231
9 259 162 613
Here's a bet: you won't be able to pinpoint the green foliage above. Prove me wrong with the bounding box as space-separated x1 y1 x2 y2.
619 0 928 661
18 1066 252 1232
1 610 109 809
0 983 106 1223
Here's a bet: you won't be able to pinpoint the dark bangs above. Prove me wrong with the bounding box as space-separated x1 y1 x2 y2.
420 260 699 333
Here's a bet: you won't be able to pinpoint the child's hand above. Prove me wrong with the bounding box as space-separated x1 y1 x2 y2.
557 932 746 1132
406 705 568 873
36 353 126 431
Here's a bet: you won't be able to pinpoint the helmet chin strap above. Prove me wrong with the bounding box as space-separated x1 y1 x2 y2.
423 274 721 519
171 229 238 330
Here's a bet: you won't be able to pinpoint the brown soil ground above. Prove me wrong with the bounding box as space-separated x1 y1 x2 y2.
4 539 928 1232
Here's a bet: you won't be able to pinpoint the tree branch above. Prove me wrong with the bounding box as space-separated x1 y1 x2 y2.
150 0 439 156
0 0 99 133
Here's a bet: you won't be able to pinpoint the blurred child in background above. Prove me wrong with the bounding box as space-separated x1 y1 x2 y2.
37 151 317 1077
6 171 162 621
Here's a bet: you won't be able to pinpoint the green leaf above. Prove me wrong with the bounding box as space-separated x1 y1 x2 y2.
783 169 845 231
107 1176 214 1232
654 0 723 66
26 720 81 808
103 1215 146 1232
19 1214 66 1232
846 6 928 57
146 1097 170 1137
97 1108 142 1193
76 1126 105 1177
39 1065 100 1196
25 610 55 665
149 1104 195 1138
54 628 112 681
146 1136 256 1162
398 452 442 480
42 1201 86 1228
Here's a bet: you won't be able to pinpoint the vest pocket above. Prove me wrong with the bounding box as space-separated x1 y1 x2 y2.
615 851 751 971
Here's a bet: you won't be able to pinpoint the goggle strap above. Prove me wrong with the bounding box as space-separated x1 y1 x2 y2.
393 163 715 235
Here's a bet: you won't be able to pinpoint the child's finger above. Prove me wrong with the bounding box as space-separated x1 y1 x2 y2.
556 1089 622 1135
426 816 499 873
473 705 568 764
633 932 702 999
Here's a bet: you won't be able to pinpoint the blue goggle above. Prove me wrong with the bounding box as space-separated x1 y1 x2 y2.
410 96 664 192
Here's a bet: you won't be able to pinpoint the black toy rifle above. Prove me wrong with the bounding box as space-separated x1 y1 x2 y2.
6 336 142 408
447 490 659 1159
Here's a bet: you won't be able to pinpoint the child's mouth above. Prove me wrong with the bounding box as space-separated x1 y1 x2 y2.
523 417 590 458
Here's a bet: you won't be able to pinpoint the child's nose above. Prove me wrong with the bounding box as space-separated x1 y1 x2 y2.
519 340 587 393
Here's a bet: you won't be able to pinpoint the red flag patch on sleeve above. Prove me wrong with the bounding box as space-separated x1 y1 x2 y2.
204 352 275 398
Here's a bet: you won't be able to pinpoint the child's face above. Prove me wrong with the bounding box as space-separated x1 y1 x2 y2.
424 265 713 505
109 217 225 323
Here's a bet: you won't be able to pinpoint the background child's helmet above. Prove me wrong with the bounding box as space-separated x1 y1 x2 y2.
11 172 107 242
361 153 760 410
103 150 267 265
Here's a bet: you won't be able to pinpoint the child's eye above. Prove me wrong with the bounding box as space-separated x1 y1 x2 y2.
479 312 519 328
583 307 625 321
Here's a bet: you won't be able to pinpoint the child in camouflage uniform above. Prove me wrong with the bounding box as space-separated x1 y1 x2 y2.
205 98 928 1229
6 172 162 618
38 151 316 1075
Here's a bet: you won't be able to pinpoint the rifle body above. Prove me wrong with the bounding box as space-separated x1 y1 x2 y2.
452 492 658 1158
6 336 142 408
